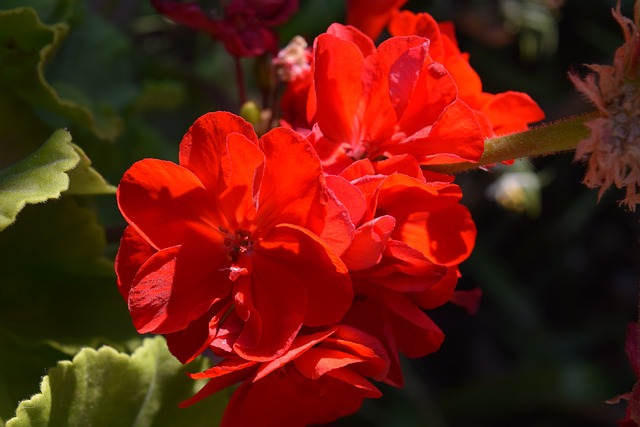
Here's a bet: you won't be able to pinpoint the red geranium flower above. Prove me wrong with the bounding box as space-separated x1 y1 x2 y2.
388 10 545 137
115 112 352 362
306 24 485 174
180 325 389 427
320 156 477 385
151 0 299 57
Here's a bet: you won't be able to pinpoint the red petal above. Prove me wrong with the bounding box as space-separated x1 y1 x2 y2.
115 226 156 301
421 202 476 266
257 127 326 234
342 215 396 271
179 112 258 196
231 256 306 360
449 287 483 315
339 158 376 181
326 175 367 226
346 0 409 40
479 91 545 135
413 266 459 309
255 224 353 327
320 183 357 256
326 23 376 57
377 36 431 121
294 348 364 380
404 100 485 165
217 132 264 228
388 10 446 60
313 34 363 146
222 366 376 427
117 159 221 250
128 241 231 334
254 328 336 381
165 298 232 363
180 358 257 407
382 289 444 358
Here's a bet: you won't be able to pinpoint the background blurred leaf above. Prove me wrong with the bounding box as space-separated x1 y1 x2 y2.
0 7 122 142
6 336 224 427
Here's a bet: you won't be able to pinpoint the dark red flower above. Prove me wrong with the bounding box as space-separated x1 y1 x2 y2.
608 322 640 426
388 10 545 137
115 112 352 362
151 0 299 57
180 325 389 427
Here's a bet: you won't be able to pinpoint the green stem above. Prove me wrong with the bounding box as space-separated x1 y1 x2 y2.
424 111 598 174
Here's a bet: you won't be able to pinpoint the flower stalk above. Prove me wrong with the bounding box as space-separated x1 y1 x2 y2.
425 111 598 174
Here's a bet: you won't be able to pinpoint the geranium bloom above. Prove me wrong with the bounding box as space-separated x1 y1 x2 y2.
388 10 545 137
151 0 299 57
569 1 640 211
320 156 477 385
115 112 352 362
307 23 486 174
180 325 389 427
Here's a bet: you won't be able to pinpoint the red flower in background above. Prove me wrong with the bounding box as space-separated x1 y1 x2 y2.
320 156 477 385
388 10 545 137
305 24 485 174
151 0 299 56
115 112 352 362
180 326 389 427
346 0 408 41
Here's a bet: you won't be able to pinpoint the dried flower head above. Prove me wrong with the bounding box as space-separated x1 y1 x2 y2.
569 0 640 211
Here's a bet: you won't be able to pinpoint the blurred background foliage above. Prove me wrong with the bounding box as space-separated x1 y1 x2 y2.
0 0 638 426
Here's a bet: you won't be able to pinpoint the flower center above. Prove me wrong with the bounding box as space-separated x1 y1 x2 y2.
223 229 253 263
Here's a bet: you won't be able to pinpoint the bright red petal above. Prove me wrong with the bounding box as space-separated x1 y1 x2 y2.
217 132 264 229
180 358 257 407
341 215 396 271
128 240 231 334
231 262 305 360
117 159 221 250
179 111 258 196
313 34 364 146
479 91 545 135
257 127 326 234
326 23 376 57
255 224 353 327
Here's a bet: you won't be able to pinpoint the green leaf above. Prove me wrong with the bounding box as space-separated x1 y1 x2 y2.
6 337 225 427
0 198 137 348
0 7 122 141
0 129 116 230
65 143 117 195
0 197 139 421
0 129 78 231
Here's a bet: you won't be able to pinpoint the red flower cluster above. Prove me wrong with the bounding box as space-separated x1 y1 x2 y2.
116 7 543 426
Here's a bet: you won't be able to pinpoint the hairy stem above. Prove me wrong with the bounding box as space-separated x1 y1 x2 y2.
424 112 598 174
